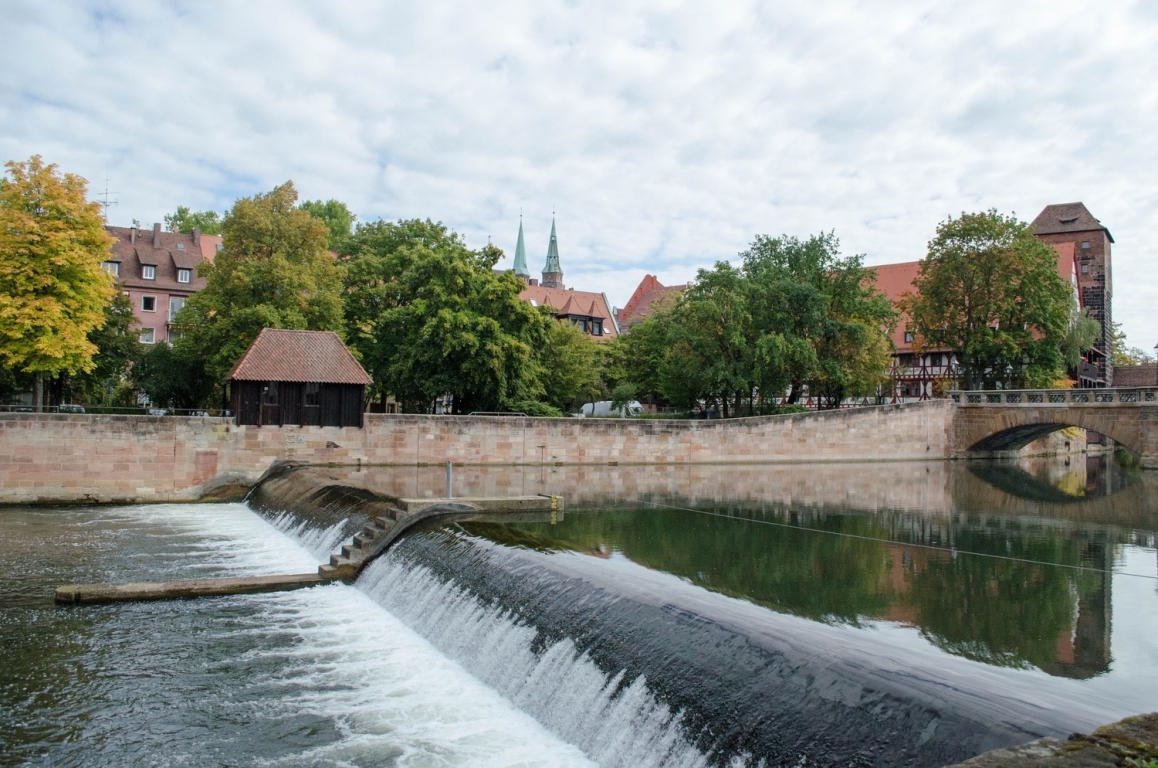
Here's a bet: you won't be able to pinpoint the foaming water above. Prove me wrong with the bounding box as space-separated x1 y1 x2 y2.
1 503 596 767
357 551 715 768
262 509 351 562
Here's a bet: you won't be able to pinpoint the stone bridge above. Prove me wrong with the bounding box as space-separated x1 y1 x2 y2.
950 388 1158 468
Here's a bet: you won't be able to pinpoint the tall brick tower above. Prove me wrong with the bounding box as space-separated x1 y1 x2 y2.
1031 203 1114 385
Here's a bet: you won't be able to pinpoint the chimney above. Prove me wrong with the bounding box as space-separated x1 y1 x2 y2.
192 228 201 248
153 223 162 248
130 225 136 244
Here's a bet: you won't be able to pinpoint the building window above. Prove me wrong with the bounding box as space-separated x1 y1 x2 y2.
168 328 184 341
262 383 278 406
101 261 120 276
216 243 224 252
593 319 603 336
168 296 185 321
139 328 155 344
305 382 321 407
142 265 156 280
177 268 191 284
904 331 914 343
176 242 184 251
1081 241 1090 250
142 295 157 312
1081 264 1089 274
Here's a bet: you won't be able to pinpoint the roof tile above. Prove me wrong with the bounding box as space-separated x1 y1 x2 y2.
226 329 372 384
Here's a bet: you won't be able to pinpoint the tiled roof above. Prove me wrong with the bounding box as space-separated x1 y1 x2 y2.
106 225 210 294
618 282 685 329
1113 365 1157 388
1031 202 1114 242
870 261 923 352
226 329 373 384
519 284 619 338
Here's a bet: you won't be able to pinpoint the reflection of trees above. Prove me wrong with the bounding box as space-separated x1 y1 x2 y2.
904 529 1089 670
464 505 1111 677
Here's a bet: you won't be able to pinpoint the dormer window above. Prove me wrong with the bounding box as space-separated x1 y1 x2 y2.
142 265 156 280
101 261 120 276
176 243 185 251
177 268 191 284
904 331 914 343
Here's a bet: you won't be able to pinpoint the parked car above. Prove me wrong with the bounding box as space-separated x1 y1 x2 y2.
579 400 645 418
58 404 85 414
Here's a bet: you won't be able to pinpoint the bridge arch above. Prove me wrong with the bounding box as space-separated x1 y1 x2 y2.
952 402 1148 458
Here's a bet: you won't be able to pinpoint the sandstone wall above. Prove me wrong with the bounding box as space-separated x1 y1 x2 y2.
0 401 952 505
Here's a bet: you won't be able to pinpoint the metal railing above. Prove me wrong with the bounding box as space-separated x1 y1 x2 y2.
950 388 1158 406
0 404 231 417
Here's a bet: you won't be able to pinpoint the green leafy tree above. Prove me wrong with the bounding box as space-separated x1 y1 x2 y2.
538 321 603 414
0 156 115 410
1110 321 1154 367
300 199 356 253
344 222 553 413
163 206 223 235
132 342 217 410
603 313 672 407
174 181 345 389
661 262 752 416
741 233 894 409
903 210 1073 390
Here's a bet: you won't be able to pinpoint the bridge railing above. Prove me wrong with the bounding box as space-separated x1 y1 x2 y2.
950 388 1158 406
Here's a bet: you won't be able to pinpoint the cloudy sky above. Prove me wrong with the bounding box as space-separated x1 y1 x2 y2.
2 1 1155 343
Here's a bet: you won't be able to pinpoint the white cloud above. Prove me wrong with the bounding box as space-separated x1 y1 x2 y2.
2 0 1155 343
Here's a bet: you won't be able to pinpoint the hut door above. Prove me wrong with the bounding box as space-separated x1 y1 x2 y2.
261 383 281 426
302 383 322 426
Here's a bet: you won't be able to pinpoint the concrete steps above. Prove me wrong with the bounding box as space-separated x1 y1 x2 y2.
320 511 403 581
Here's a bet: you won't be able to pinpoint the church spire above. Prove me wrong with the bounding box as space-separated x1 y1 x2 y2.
542 216 563 288
513 216 529 278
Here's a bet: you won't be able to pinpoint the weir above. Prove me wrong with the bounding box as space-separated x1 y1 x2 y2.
55 464 563 604
186 461 1146 767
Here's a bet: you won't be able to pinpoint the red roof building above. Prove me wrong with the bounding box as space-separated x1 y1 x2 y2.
103 223 222 345
616 274 687 330
227 329 371 427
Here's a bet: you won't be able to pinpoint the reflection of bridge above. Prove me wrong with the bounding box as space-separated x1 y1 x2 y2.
950 388 1158 468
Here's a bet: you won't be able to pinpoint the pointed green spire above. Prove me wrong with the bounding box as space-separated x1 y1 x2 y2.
513 217 529 277
542 217 563 287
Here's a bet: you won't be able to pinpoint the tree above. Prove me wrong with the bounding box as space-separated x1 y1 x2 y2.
0 156 115 410
903 210 1074 390
1110 321 1154 367
300 199 356 253
343 220 559 413
132 342 216 410
174 182 345 389
164 206 223 235
537 321 602 414
741 233 894 409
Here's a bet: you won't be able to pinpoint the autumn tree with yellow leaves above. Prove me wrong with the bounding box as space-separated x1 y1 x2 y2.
0 156 114 410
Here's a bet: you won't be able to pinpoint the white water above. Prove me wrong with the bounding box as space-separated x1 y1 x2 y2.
263 509 353 562
357 552 717 768
107 503 598 767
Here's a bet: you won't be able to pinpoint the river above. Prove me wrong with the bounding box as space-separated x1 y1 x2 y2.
2 457 1156 766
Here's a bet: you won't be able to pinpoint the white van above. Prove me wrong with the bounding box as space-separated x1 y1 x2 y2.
578 400 645 418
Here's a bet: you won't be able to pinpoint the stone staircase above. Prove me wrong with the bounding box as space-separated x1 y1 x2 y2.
319 505 405 581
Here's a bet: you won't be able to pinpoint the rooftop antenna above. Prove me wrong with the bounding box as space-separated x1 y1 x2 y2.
97 179 117 223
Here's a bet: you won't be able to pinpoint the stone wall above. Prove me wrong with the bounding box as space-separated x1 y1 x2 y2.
0 401 952 505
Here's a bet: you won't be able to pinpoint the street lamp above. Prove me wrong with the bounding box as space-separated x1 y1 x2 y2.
1004 364 1014 390
1153 343 1158 386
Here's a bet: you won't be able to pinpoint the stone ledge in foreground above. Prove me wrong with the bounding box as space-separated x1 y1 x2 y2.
55 574 324 605
946 713 1158 767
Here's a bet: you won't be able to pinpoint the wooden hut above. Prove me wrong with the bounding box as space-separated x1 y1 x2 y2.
226 329 372 427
